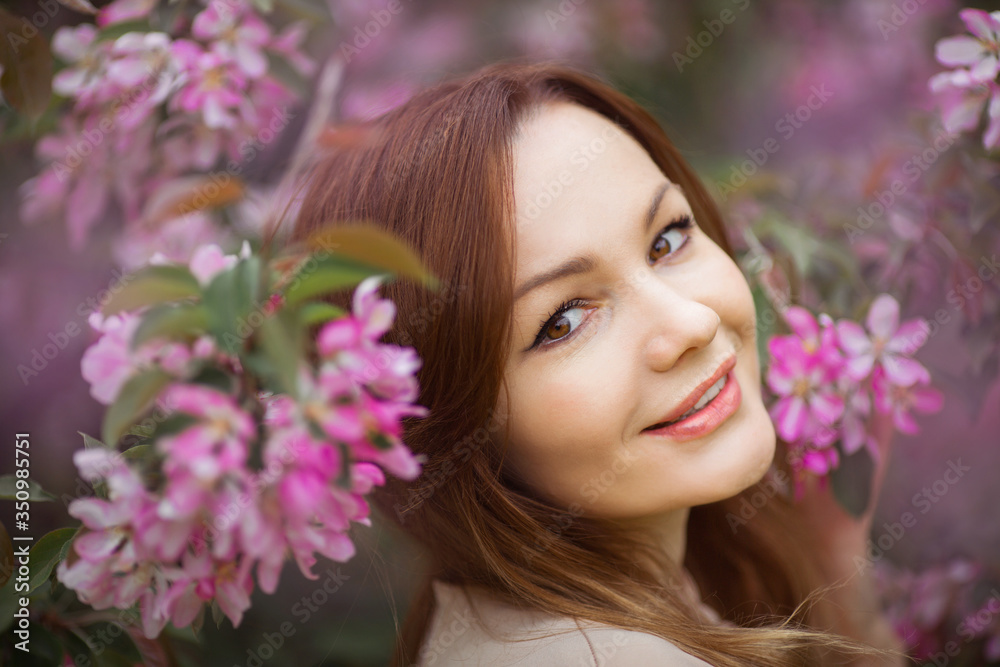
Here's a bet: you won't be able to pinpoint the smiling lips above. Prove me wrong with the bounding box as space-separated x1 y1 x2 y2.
643 355 742 441
653 374 728 428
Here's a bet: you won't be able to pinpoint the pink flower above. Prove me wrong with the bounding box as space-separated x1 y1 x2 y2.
81 311 143 404
188 240 250 285
106 32 182 130
839 385 878 460
871 366 944 435
112 211 231 271
57 449 160 611
81 309 198 405
270 21 317 77
20 114 157 249
766 308 846 443
51 24 110 107
835 294 932 387
156 383 255 488
169 40 250 129
935 9 1000 83
192 0 272 79
930 9 1000 149
97 0 157 27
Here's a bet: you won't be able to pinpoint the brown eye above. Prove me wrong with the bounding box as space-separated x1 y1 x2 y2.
531 298 591 350
542 306 587 343
649 224 690 263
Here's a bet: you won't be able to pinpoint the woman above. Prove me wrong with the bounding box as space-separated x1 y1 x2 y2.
287 61 908 666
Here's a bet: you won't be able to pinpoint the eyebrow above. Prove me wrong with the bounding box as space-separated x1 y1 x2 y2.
513 180 674 302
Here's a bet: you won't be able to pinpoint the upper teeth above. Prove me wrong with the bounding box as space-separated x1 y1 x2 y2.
660 375 727 427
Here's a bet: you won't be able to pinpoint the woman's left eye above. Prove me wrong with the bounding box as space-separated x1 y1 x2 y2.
648 215 693 264
528 215 695 352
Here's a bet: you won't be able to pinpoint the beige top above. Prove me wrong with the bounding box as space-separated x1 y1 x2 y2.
416 571 727 666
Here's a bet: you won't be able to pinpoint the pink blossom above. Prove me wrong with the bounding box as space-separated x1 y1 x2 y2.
81 311 144 404
871 366 944 435
112 211 231 271
170 40 250 130
97 0 157 27
188 240 250 285
51 24 111 107
766 308 846 443
839 385 878 460
835 294 932 387
155 383 255 488
930 9 1000 149
20 114 157 249
81 309 199 405
192 0 272 79
106 32 183 130
935 9 1000 83
56 449 160 611
270 21 317 77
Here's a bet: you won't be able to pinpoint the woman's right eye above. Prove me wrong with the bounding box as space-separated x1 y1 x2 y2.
530 298 593 350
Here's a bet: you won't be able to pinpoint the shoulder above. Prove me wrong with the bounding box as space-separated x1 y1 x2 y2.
416 580 715 667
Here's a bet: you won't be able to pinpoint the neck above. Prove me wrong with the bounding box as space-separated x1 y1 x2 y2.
613 506 691 568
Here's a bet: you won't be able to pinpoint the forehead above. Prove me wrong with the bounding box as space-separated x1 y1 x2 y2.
510 102 668 274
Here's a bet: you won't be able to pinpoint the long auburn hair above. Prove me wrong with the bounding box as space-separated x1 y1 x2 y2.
279 61 892 666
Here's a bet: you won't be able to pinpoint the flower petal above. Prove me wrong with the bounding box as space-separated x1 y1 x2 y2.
935 36 986 67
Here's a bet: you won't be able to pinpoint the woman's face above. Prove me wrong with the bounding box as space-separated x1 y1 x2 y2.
496 102 776 521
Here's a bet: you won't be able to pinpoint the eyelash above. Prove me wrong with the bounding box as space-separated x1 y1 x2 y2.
528 215 695 352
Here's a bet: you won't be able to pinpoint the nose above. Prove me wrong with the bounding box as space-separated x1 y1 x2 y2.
640 282 721 372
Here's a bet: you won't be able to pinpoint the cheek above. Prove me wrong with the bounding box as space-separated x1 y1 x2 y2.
504 370 623 493
510 372 608 448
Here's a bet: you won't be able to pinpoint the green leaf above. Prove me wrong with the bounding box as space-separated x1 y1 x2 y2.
299 301 347 327
830 445 875 518
101 368 173 447
188 365 236 393
369 431 394 451
28 527 79 594
79 431 110 449
750 282 778 376
756 215 822 279
130 302 209 350
121 444 154 461
0 475 56 502
305 224 441 291
334 442 352 490
265 51 308 98
203 256 265 355
241 353 278 393
256 308 304 398
250 0 274 12
283 253 383 307
94 19 151 43
0 7 53 121
101 265 202 317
